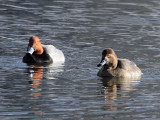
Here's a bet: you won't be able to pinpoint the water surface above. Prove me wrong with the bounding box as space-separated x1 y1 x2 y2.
1 0 160 119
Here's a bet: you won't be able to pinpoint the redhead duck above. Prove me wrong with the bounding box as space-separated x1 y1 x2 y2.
97 48 142 77
23 36 65 64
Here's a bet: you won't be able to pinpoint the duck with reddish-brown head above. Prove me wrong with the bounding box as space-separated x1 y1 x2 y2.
23 36 65 64
97 48 142 78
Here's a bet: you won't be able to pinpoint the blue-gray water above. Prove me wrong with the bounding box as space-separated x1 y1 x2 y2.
1 0 160 119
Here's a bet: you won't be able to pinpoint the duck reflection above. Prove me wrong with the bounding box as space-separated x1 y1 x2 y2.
27 64 64 116
28 63 64 99
101 76 141 112
28 65 43 99
27 65 44 116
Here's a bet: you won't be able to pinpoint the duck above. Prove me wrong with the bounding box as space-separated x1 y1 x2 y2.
97 48 142 77
23 36 65 64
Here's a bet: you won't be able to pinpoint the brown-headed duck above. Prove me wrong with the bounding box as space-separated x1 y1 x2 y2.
97 48 142 77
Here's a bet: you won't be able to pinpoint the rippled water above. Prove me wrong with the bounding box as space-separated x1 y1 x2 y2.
1 0 160 119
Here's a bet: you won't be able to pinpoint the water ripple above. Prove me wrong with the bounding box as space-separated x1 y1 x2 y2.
0 0 160 119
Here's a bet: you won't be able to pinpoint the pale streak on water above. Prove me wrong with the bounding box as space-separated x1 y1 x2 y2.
0 0 160 119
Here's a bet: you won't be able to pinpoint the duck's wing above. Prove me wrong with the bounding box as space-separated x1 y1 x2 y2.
117 59 137 70
43 45 65 63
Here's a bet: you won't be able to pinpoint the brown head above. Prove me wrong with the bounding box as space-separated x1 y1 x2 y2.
27 36 44 55
97 48 118 69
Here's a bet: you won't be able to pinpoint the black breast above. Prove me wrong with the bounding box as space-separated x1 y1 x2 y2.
23 49 53 64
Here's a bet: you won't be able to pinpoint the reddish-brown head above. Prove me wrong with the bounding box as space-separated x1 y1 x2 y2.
27 36 44 55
